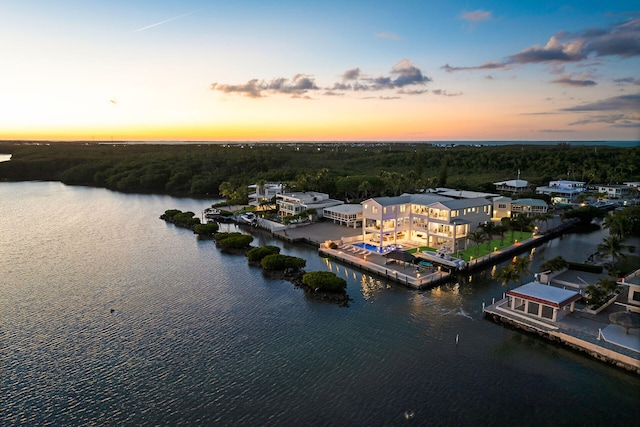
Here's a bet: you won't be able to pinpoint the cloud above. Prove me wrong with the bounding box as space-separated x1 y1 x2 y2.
561 94 640 111
211 59 432 99
461 9 493 22
550 73 597 86
431 89 463 96
569 114 626 125
441 61 506 73
377 32 400 40
443 17 640 72
613 77 640 85
211 74 319 98
539 129 576 133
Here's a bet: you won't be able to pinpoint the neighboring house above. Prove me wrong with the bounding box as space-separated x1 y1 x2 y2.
360 194 491 251
596 184 636 199
536 180 586 204
248 183 282 207
429 188 498 199
492 196 512 221
617 269 640 313
511 198 548 217
323 204 363 228
277 191 342 219
494 179 531 194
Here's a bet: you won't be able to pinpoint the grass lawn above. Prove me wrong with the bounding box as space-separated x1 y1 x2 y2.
405 232 533 262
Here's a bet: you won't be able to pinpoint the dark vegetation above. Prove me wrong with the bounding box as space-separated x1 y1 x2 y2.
246 245 281 263
0 142 637 200
302 271 347 292
160 209 201 228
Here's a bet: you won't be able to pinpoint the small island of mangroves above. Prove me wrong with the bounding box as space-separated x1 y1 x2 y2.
0 141 637 199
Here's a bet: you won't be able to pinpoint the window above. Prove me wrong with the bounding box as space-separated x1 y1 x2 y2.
498 203 507 209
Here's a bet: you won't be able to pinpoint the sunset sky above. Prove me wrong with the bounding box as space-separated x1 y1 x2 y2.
1 1 639 142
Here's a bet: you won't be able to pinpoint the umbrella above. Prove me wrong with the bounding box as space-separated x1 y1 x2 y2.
385 250 417 264
609 311 640 334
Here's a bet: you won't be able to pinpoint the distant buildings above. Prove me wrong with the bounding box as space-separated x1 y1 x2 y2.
492 197 549 220
536 180 586 204
494 179 531 194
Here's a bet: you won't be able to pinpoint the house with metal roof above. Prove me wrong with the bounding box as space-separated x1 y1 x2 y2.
506 282 582 322
494 179 531 194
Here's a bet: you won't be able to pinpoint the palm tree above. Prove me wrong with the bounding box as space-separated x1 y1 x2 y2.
512 256 531 284
603 212 631 240
501 217 516 243
480 221 498 250
496 224 507 246
540 256 569 273
597 236 629 269
467 230 485 256
513 214 533 239
495 264 520 289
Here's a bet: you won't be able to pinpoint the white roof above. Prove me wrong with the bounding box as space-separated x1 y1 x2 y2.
323 204 362 215
507 282 581 308
494 179 529 187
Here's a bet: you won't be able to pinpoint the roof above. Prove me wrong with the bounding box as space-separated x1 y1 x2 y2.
407 193 453 205
434 197 492 210
365 195 412 207
323 204 362 215
493 196 512 202
494 179 529 187
436 189 498 199
507 282 582 308
513 198 548 207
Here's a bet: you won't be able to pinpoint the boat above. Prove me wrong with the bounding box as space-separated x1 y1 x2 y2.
414 247 467 270
239 212 257 224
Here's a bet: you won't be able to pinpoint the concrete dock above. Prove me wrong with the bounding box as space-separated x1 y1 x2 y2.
483 297 640 374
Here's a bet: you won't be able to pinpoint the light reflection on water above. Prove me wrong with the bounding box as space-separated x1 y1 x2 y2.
1 182 639 426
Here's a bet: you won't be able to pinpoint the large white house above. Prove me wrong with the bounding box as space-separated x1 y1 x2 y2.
360 194 492 251
248 183 282 207
536 180 586 204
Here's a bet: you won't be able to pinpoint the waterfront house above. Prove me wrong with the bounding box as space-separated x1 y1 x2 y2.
536 180 586 205
360 194 491 251
248 183 282 208
494 179 531 194
595 184 636 200
276 191 343 219
506 282 582 322
323 204 363 228
511 198 548 217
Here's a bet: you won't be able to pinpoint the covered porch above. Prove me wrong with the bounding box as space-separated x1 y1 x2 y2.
507 282 582 322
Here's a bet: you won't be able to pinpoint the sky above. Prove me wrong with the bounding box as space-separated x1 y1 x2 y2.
1 0 639 142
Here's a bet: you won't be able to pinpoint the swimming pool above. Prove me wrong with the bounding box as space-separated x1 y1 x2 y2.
353 242 403 253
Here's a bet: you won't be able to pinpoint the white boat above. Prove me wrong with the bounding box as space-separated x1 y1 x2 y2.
239 212 257 224
415 247 467 270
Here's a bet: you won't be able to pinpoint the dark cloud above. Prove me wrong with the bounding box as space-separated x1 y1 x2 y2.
441 61 506 73
569 114 626 125
211 59 432 99
613 77 640 85
443 17 640 71
550 73 597 86
561 94 640 111
211 75 318 98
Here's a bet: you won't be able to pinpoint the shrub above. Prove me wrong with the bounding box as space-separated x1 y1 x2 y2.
217 234 254 249
302 271 347 292
163 209 181 219
261 254 306 270
246 245 281 262
214 232 241 241
194 223 219 235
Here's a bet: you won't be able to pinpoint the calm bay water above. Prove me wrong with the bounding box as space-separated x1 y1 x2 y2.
1 182 639 426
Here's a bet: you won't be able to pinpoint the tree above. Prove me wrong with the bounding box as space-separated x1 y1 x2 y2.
512 256 531 284
603 211 631 240
540 256 569 273
512 214 533 239
480 221 498 249
495 264 520 289
302 271 347 292
597 236 630 269
219 181 234 199
467 230 485 256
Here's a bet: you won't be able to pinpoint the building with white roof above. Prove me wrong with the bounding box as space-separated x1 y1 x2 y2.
506 282 582 322
494 179 531 194
276 191 343 219
323 204 362 228
536 180 586 204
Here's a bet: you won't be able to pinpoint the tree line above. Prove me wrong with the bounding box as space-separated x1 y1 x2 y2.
0 142 637 200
